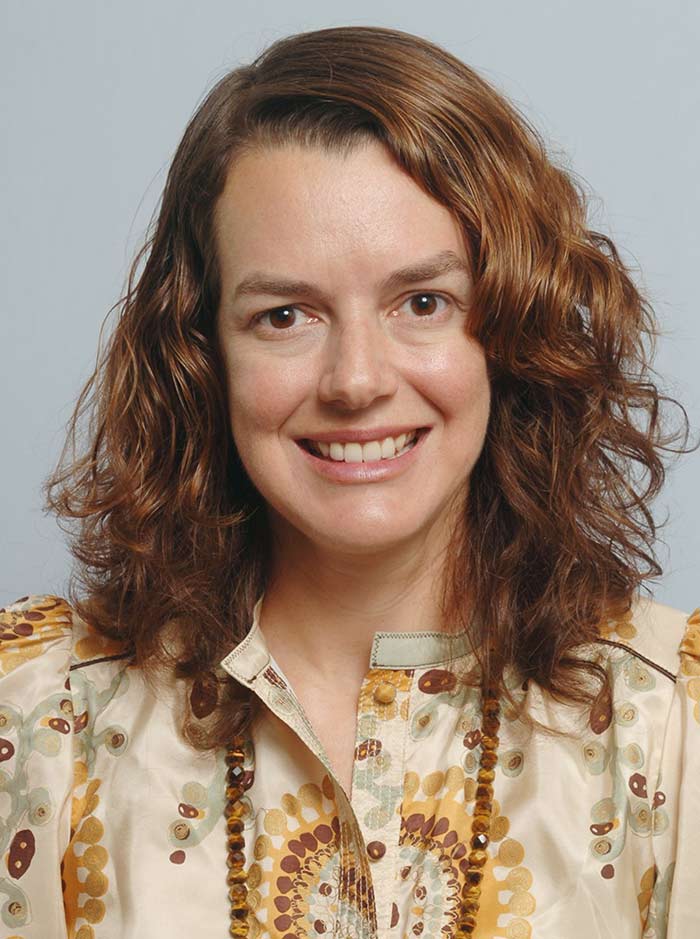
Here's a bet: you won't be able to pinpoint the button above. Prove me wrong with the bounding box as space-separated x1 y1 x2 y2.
367 840 386 861
373 681 396 705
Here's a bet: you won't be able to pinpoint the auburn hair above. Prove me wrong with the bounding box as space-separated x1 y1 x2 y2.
45 25 691 746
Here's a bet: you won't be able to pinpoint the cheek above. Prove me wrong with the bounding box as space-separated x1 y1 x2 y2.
413 342 490 422
224 353 310 437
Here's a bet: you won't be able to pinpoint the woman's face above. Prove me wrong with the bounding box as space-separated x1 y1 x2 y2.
215 140 490 557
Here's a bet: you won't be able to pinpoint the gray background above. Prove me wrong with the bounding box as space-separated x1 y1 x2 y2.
1 1 698 612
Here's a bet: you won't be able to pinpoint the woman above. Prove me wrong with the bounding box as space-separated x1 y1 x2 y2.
1 24 697 939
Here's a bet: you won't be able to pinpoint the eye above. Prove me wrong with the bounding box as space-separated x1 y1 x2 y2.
252 305 313 331
395 292 450 320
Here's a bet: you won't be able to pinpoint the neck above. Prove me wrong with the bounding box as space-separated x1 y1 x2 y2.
258 512 464 688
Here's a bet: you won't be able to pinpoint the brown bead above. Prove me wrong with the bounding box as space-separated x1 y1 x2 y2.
459 912 478 931
468 849 488 867
229 919 249 936
225 750 245 766
465 868 483 886
226 789 244 806
474 799 493 816
462 884 481 902
227 868 247 886
228 884 247 903
480 750 498 769
477 767 495 784
227 816 244 834
475 783 493 801
471 833 489 850
227 835 245 852
227 850 245 869
480 734 499 750
471 814 491 834
460 898 479 915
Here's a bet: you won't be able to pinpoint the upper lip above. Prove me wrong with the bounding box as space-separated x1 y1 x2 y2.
296 425 429 444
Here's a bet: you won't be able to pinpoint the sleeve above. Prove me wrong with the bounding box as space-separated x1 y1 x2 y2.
0 595 76 939
649 607 700 938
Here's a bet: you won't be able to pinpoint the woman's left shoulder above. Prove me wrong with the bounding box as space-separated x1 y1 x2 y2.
597 593 698 684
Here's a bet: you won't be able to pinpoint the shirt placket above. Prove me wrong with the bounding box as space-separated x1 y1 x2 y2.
350 667 413 937
221 641 379 938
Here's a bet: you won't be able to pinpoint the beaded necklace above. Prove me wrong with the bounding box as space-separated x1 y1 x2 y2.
224 684 501 938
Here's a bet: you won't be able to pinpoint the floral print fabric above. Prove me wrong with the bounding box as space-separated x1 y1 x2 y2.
0 593 698 938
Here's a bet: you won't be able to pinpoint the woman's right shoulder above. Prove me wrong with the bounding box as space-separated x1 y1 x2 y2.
0 593 130 680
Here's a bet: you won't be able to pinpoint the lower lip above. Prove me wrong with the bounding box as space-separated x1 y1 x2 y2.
295 430 430 483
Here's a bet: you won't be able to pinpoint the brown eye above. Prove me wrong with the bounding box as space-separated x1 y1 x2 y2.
410 293 440 316
267 306 298 329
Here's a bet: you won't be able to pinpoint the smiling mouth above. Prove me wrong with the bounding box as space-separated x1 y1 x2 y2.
298 428 429 463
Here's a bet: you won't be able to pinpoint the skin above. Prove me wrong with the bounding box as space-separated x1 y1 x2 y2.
215 140 491 699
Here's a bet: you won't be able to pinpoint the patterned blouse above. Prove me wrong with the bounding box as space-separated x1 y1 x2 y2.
0 592 698 939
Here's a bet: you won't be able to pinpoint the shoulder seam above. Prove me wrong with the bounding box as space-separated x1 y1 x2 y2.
69 651 133 672
593 638 676 683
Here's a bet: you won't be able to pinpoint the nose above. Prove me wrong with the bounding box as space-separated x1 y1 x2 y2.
317 313 399 410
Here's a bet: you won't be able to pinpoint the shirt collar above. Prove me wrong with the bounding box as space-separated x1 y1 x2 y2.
219 595 475 686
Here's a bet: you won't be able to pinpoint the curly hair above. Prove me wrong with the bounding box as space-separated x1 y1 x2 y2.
45 25 692 747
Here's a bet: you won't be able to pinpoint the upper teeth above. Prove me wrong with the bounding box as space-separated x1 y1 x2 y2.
310 431 419 462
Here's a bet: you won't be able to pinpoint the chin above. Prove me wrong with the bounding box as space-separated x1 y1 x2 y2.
304 517 426 556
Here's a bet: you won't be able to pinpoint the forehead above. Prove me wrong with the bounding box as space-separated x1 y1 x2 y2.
214 141 468 283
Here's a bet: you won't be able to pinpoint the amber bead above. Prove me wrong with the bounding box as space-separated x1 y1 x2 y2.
462 883 481 902
474 799 493 816
468 849 488 867
480 750 498 769
458 912 478 931
227 850 245 869
480 734 499 750
228 883 247 903
471 814 491 834
471 833 489 851
477 767 495 784
227 816 244 834
229 921 249 937
475 783 493 801
465 868 483 886
227 868 247 886
225 750 245 766
483 698 500 718
228 835 245 852
226 788 244 805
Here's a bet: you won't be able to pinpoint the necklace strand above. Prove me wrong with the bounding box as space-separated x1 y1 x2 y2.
224 684 501 938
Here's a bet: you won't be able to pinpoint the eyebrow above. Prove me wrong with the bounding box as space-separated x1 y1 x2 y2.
229 249 471 305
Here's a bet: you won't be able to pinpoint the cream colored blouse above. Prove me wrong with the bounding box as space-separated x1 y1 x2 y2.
0 592 698 938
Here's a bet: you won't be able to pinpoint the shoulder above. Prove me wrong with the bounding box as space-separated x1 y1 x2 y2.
0 593 131 679
595 592 695 683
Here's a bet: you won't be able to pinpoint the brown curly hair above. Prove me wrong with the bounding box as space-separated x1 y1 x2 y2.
45 25 692 747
